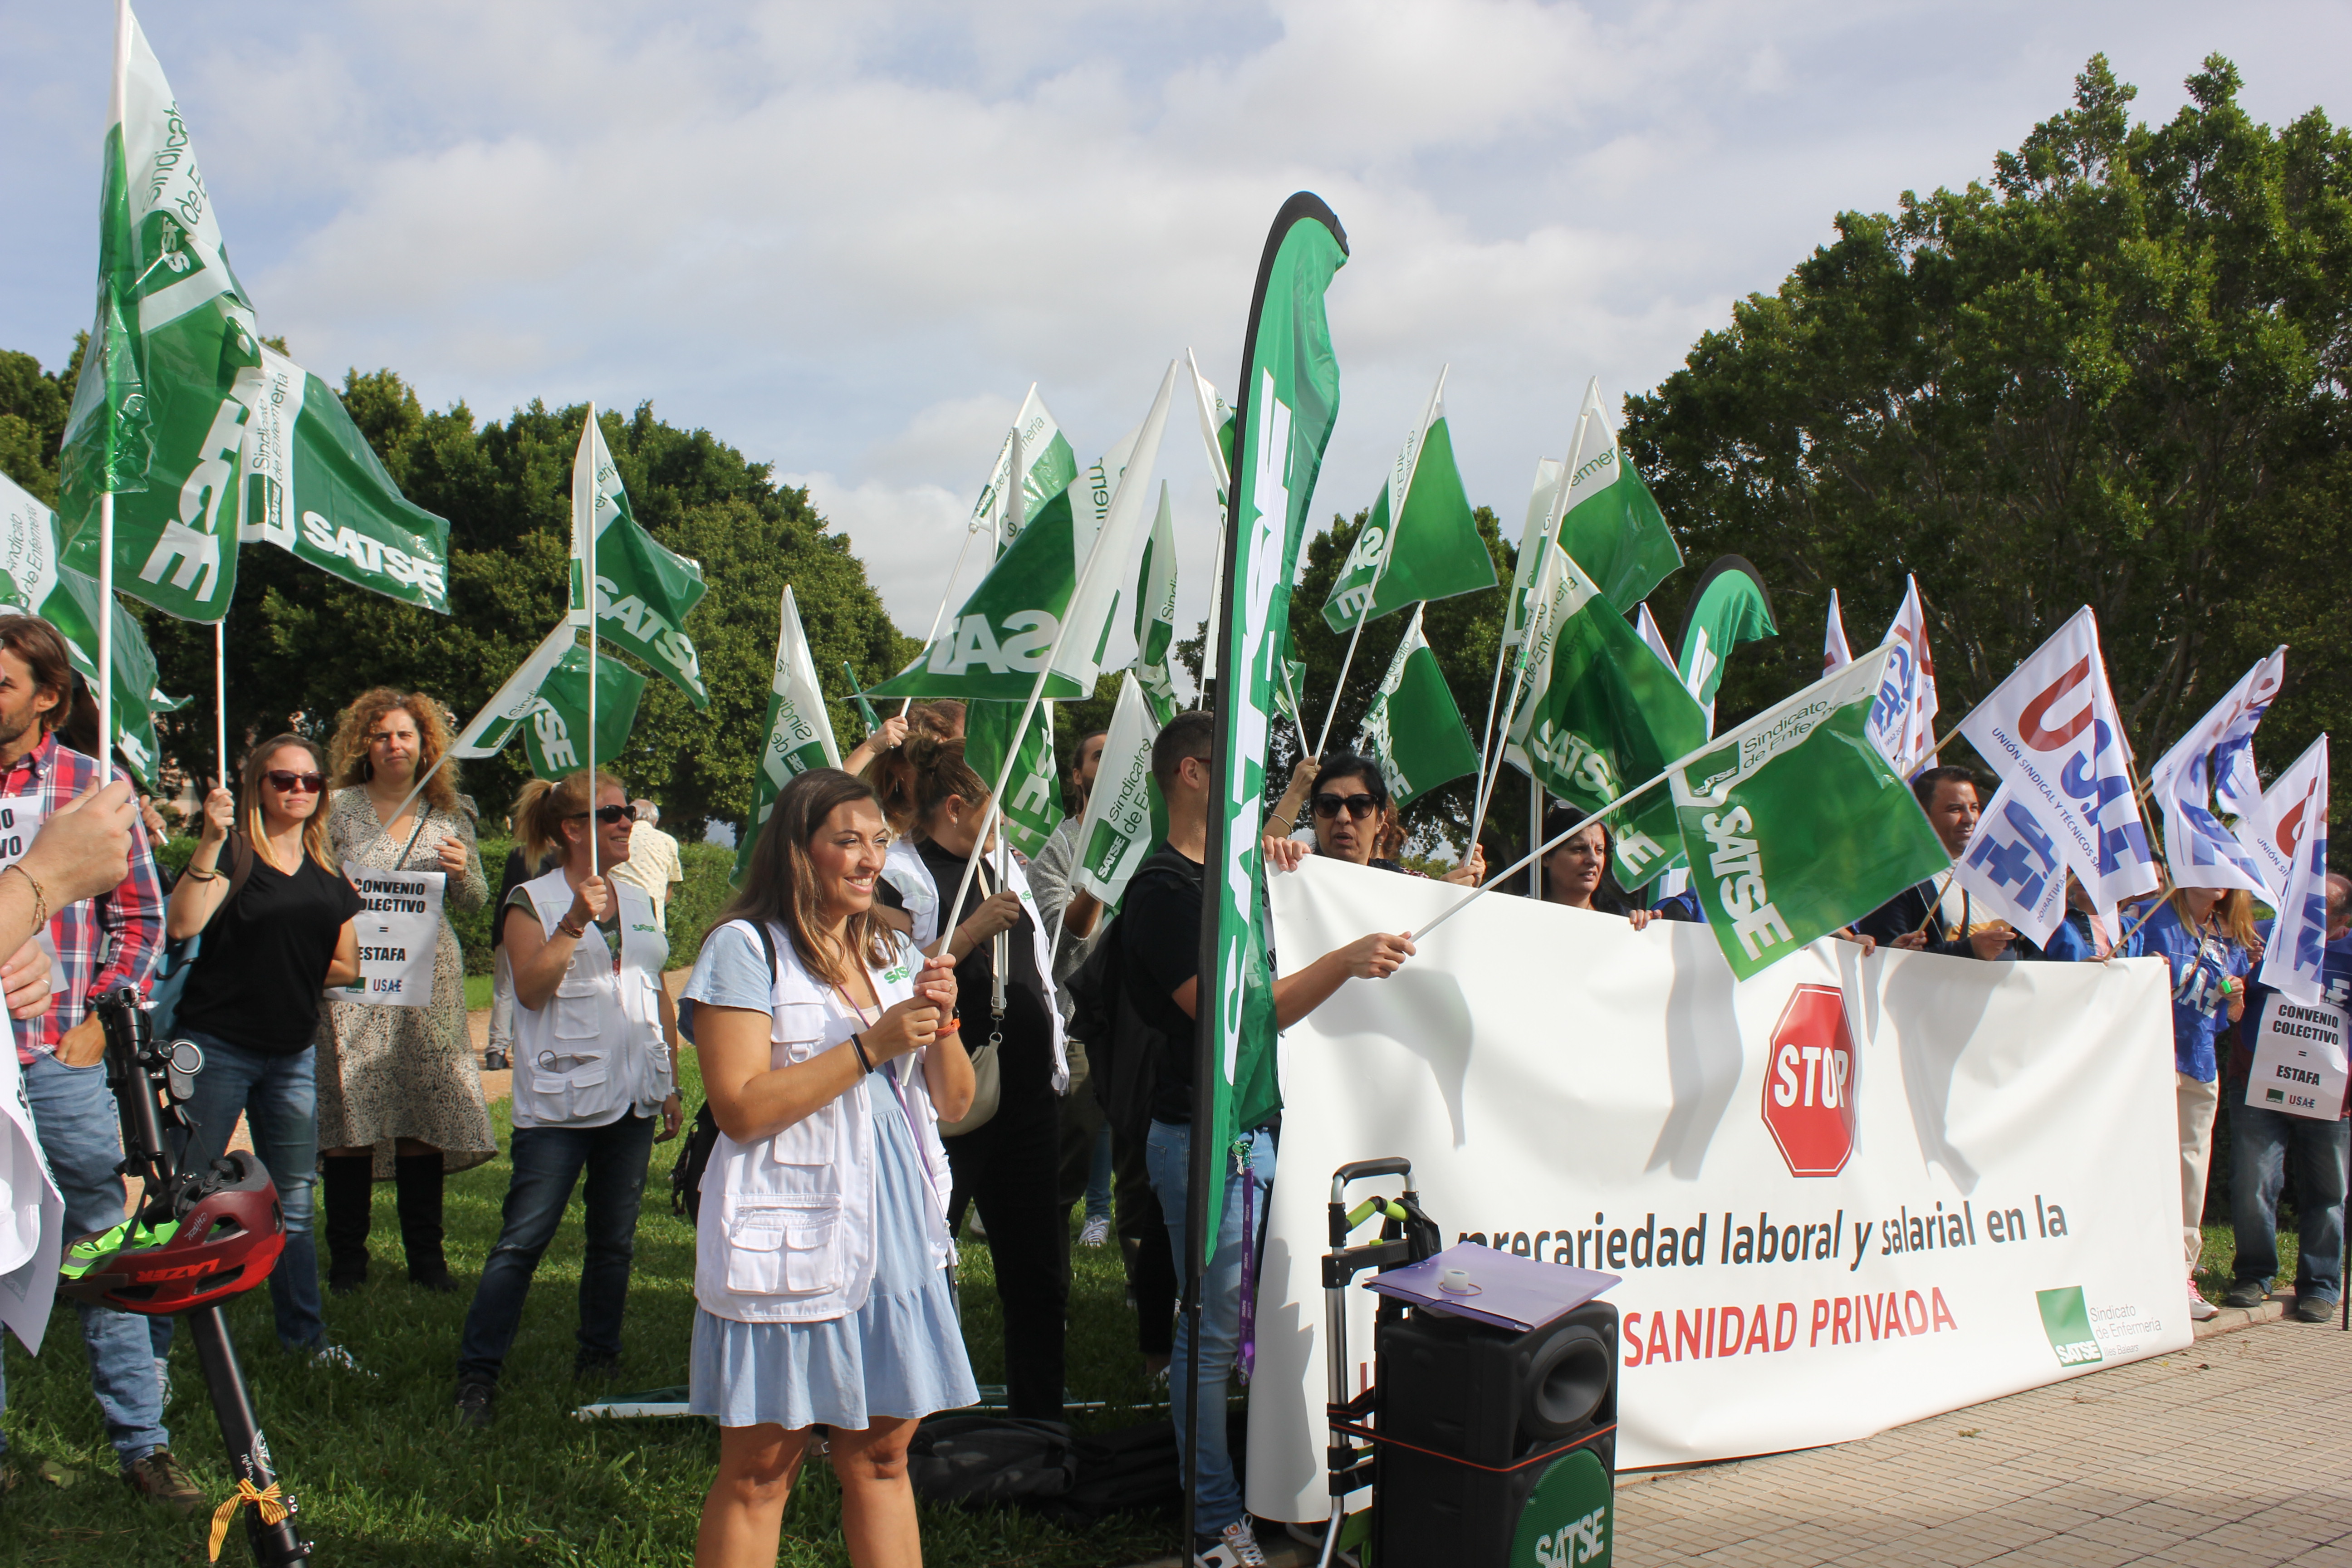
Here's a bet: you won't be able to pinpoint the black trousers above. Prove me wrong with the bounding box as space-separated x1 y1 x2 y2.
942 1088 1067 1421
1115 1123 1176 1357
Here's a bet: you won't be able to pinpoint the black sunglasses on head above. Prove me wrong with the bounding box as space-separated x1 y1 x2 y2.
567 804 637 824
1313 792 1378 821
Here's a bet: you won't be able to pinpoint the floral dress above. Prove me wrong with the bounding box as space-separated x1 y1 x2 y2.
314 787 497 1176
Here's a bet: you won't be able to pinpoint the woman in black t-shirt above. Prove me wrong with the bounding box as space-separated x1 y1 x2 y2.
164 735 364 1362
884 735 1068 1422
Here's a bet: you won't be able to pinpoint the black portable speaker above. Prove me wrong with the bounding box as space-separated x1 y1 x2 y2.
1372 1300 1618 1565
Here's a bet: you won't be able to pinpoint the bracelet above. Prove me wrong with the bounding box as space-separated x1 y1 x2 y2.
850 1033 876 1073
5 864 46 932
183 864 221 882
1268 814 1294 834
555 917 586 941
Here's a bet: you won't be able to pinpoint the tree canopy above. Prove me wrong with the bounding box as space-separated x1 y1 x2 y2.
0 347 913 833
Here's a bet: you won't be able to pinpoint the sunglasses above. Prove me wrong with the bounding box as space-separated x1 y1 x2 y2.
1312 793 1378 821
262 770 324 794
568 804 638 825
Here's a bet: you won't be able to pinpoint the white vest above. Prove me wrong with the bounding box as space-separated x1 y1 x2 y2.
695 924 956 1324
509 871 674 1129
880 840 1068 1094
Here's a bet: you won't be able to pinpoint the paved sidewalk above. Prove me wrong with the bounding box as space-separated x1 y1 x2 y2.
1617 1316 2352 1566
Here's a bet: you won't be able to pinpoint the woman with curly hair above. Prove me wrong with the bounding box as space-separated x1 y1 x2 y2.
314 688 495 1295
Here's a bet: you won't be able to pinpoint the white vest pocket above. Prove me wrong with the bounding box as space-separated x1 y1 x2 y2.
723 1196 843 1296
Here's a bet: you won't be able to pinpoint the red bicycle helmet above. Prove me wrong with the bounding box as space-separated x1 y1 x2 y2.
61 1151 286 1314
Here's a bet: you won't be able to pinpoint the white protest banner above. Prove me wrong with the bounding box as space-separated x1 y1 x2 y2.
335 866 443 1008
2243 993 2348 1121
1249 858 2185 1511
0 1045 62 1353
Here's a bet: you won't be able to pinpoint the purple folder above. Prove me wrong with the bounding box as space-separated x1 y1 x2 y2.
1363 1242 1620 1333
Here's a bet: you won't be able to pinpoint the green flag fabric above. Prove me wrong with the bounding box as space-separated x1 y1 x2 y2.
964 700 1062 858
1070 674 1166 910
1358 604 1479 809
1506 545 1709 814
450 622 646 779
56 5 261 623
1502 456 1564 652
572 408 709 706
1 472 182 782
1319 368 1494 632
1556 378 1682 615
234 348 452 612
871 366 1177 705
842 664 881 736
1199 193 1348 1255
1271 657 1308 734
1132 482 1183 723
1675 555 1777 720
735 585 844 882
975 386 1079 551
1671 645 1948 980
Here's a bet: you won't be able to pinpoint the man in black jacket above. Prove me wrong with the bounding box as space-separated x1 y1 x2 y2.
1854 765 2017 960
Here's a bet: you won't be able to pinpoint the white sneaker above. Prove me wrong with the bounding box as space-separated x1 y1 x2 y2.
1078 1215 1112 1248
1194 1518 1267 1568
2187 1284 2220 1321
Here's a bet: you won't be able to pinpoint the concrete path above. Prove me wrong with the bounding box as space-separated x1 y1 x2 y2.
1616 1312 2352 1566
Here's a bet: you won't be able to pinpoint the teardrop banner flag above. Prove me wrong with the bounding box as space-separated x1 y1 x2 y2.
1195 192 1348 1263
735 585 844 881
1675 554 1778 731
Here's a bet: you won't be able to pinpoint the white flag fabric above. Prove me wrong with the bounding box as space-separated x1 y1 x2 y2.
1635 603 1676 676
1824 588 1852 674
1186 350 1231 689
1503 456 1566 651
1952 779 2073 947
1049 362 1176 696
2258 735 2332 1006
1865 576 1938 775
452 622 578 757
972 385 1075 547
1068 673 1164 909
1957 606 2161 912
2243 735 2324 901
2146 649 2287 897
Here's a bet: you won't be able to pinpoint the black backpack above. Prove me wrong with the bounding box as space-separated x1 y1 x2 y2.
1063 848 1198 1142
906 1416 1080 1507
668 920 779 1225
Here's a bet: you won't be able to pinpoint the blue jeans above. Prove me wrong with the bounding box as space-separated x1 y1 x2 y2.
456 1113 657 1387
1084 1121 1114 1224
168 1030 325 1351
2230 1098 2349 1302
0 1052 172 1468
1146 1118 1274 1537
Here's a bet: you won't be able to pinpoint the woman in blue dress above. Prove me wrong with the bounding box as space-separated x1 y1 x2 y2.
686 767 976 1567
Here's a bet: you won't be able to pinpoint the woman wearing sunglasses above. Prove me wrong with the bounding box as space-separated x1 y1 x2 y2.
454 768 683 1428
314 688 497 1297
165 735 367 1366
1304 754 1483 885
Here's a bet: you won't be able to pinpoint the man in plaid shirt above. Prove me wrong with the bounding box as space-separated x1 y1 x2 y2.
0 619 189 1511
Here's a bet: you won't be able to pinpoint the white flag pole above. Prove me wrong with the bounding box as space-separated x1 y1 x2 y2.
214 620 226 787
97 494 113 769
1529 772 1543 902
582 407 599 884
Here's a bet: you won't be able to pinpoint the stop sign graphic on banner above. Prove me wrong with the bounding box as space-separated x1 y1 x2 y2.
1760 984 1857 1176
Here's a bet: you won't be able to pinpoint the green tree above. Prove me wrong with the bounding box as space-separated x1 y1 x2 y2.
1624 54 2352 826
0 352 916 835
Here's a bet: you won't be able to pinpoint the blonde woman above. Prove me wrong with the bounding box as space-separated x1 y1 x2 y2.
315 689 495 1296
454 769 681 1427
166 735 365 1362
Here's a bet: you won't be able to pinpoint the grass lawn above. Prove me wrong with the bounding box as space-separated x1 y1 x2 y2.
0 1044 1186 1566
464 972 495 1013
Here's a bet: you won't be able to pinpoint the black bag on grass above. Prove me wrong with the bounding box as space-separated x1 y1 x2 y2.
907 1416 1079 1506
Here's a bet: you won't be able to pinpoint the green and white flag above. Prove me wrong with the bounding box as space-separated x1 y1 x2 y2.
973 386 1079 550
1675 555 1776 731
964 700 1061 859
1670 645 1948 980
233 347 451 612
1505 545 1709 815
1556 378 1682 616
1199 194 1348 1251
1270 657 1308 733
0 471 181 781
56 1 262 623
451 621 646 779
1320 368 1494 633
572 407 709 706
871 365 1178 704
1359 605 1479 809
1070 674 1166 909
1501 456 1564 651
1131 482 1184 722
1186 350 1234 688
735 585 843 881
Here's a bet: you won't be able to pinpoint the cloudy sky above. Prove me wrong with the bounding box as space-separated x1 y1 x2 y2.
2 0 2342 644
